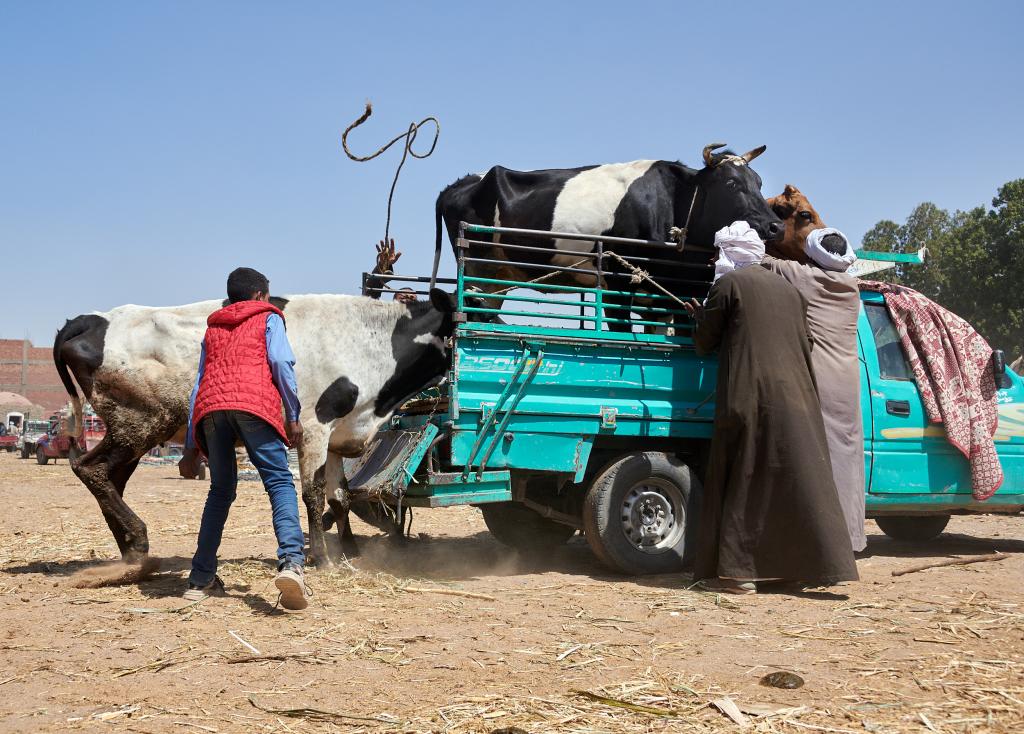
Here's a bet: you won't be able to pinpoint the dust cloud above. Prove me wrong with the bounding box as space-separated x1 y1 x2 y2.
69 556 163 588
346 523 547 581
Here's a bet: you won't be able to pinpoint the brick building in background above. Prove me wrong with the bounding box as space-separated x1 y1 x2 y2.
0 338 67 414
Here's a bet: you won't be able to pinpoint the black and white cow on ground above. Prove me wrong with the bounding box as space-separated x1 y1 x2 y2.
53 291 456 566
435 144 784 328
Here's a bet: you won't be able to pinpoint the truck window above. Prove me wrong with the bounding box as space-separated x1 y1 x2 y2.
865 303 913 380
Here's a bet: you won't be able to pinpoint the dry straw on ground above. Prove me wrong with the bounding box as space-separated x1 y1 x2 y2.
0 456 1021 732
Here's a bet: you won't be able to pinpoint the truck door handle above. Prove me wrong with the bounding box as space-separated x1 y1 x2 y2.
886 399 911 417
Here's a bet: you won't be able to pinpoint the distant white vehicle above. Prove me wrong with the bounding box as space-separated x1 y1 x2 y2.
5 411 24 434
18 419 53 459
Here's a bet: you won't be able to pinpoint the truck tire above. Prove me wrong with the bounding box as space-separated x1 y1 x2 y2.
583 451 699 575
480 502 577 551
21 444 30 459
875 515 950 541
36 447 49 465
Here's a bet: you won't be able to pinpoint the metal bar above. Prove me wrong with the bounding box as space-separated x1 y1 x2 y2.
463 276 689 300
520 496 583 530
595 240 605 331
462 221 681 250
618 303 689 316
457 407 712 423
462 346 532 479
601 272 711 287
361 273 458 285
610 254 713 269
601 316 691 328
461 238 598 258
464 276 600 295
478 349 545 477
463 307 598 322
465 256 598 276
456 328 692 350
363 287 433 297
467 291 598 309
457 233 466 313
395 423 440 495
464 258 708 288
855 248 926 263
599 269 708 283
461 236 715 262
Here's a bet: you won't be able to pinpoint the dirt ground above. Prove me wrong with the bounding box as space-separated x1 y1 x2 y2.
0 451 1021 733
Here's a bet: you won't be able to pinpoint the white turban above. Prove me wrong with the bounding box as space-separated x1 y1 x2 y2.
712 220 765 282
805 227 857 272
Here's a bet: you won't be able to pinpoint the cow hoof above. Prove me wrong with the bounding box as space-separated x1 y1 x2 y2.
307 553 335 569
122 547 149 564
321 510 335 531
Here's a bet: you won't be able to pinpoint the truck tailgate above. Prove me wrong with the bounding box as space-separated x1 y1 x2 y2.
345 423 438 502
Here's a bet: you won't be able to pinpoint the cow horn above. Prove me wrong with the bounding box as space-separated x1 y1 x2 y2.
703 143 727 167
741 145 767 163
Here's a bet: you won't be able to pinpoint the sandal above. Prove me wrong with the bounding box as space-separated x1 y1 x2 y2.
698 578 757 595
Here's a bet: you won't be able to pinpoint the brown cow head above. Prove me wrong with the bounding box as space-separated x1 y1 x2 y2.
765 184 825 262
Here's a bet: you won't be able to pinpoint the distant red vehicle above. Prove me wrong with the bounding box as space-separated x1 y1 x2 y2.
36 415 106 465
1 413 21 451
80 415 106 452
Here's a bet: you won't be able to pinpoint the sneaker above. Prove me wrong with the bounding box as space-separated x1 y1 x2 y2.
274 563 311 611
183 575 225 602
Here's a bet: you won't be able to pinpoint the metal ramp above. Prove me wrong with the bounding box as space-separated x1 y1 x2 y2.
345 422 512 507
345 423 438 502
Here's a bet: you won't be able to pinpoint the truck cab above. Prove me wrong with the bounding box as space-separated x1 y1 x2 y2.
858 292 1024 538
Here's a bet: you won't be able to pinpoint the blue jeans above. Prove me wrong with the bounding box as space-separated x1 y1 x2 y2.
189 410 304 586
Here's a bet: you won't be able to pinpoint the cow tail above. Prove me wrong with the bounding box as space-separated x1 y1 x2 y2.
53 320 85 437
431 195 444 289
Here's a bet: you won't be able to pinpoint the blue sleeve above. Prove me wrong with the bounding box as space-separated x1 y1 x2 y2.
184 340 207 450
266 313 301 422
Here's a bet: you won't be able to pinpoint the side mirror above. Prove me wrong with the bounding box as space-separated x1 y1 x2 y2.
993 350 1012 390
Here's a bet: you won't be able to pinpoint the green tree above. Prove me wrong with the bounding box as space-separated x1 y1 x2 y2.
861 203 951 291
984 180 1024 355
861 179 1024 360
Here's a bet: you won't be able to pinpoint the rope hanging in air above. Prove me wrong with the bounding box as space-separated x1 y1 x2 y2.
341 102 440 244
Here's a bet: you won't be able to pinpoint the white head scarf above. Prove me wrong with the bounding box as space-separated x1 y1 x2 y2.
712 221 765 282
805 227 857 272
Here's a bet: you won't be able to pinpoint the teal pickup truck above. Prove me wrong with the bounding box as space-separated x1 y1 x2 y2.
349 224 1023 575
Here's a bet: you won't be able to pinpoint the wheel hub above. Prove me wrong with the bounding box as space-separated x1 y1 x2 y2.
619 480 685 554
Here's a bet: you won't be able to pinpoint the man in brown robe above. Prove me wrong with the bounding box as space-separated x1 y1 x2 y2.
686 236 858 592
761 229 866 552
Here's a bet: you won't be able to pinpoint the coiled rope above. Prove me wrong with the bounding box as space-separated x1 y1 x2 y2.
341 102 440 244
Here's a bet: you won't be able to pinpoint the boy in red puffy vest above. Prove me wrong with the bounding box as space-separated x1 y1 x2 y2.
179 267 309 610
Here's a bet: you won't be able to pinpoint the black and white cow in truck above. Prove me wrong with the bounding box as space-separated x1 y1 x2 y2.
434 143 784 327
53 291 456 566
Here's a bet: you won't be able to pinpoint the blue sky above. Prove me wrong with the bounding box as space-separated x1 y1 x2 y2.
2 1 1022 341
